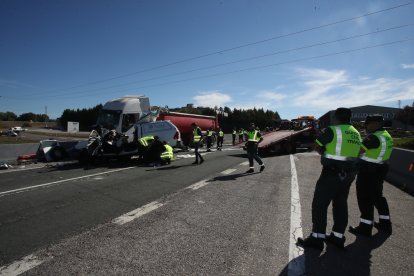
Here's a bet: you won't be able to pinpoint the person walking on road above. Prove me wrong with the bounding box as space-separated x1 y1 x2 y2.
297 108 362 250
349 115 394 236
245 123 265 173
239 128 244 143
217 128 224 151
191 122 204 165
206 128 213 152
232 128 237 145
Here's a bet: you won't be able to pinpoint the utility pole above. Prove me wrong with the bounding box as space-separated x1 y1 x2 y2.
398 100 401 109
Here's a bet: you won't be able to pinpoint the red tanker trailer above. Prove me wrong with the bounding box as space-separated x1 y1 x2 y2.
157 111 219 146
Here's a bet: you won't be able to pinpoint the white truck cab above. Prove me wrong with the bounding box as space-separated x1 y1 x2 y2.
96 96 180 146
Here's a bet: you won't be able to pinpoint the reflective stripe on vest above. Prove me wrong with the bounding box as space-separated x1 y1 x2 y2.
139 136 154 147
361 130 393 164
248 130 259 142
323 125 361 161
207 130 213 137
193 127 201 142
161 145 174 160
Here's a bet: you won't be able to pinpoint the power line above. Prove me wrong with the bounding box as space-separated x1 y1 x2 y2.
22 1 413 96
22 23 414 99
52 38 413 99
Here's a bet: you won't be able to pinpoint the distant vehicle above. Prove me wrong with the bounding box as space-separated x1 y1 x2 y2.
291 116 319 149
6 129 18 137
11 127 26 133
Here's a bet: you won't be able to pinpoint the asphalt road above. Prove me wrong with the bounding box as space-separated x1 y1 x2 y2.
0 144 413 275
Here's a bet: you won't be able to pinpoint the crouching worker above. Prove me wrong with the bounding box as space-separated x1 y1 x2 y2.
161 141 174 165
137 135 154 162
144 136 165 166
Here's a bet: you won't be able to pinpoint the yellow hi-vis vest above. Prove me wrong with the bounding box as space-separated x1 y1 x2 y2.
193 127 202 143
138 136 154 147
361 130 393 164
219 131 224 137
207 130 213 137
161 144 174 160
320 125 361 161
248 130 260 142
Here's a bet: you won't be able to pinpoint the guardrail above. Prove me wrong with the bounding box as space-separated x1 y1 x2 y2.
386 148 414 196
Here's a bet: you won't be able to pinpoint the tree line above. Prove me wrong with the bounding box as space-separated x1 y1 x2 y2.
0 111 49 122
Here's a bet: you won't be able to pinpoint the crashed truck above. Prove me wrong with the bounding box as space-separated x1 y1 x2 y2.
38 96 181 163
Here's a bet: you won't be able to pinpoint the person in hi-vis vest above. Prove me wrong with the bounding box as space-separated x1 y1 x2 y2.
349 114 394 236
191 122 204 165
297 108 361 250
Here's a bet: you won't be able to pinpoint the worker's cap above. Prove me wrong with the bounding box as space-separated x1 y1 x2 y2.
334 107 352 122
365 114 383 123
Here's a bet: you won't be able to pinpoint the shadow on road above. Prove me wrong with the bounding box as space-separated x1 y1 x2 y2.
208 172 260 182
279 232 390 275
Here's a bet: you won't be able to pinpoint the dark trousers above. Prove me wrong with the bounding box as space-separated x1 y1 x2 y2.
247 143 263 167
312 167 356 234
217 137 223 148
232 134 236 145
206 137 212 149
356 163 390 221
239 135 243 142
194 143 203 162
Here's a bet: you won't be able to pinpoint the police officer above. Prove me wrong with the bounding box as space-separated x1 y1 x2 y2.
191 122 204 165
161 141 174 165
137 135 154 162
232 128 237 145
217 128 224 151
297 108 361 250
206 128 213 152
245 123 265 173
349 115 394 236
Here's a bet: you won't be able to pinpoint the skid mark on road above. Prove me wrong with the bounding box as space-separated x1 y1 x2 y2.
288 154 305 276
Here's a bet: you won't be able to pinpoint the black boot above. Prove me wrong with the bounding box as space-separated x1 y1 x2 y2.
325 233 346 249
245 168 254 173
374 219 392 234
297 235 324 250
349 223 372 237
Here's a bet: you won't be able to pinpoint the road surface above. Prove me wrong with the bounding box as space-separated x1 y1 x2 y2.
0 143 413 275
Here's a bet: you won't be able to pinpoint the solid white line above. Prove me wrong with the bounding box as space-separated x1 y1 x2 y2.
0 254 48 276
288 154 305 276
186 179 209 190
113 201 163 225
220 168 237 175
0 166 136 197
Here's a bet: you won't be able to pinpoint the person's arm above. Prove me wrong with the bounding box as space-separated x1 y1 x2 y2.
314 127 334 155
360 134 380 155
257 131 264 144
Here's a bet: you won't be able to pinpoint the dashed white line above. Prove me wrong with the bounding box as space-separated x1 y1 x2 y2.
113 201 163 225
288 154 305 276
0 166 136 197
220 168 237 175
0 254 49 276
240 161 249 166
186 179 210 190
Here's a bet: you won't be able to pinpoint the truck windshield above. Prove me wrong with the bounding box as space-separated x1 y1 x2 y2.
97 110 121 129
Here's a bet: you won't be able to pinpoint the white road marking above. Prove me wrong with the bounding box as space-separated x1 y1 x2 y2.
113 201 163 225
240 161 249 166
0 166 136 198
186 179 209 190
0 254 49 276
288 154 305 276
0 165 45 174
220 168 237 175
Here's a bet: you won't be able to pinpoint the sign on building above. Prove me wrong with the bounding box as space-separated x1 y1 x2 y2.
67 121 79 133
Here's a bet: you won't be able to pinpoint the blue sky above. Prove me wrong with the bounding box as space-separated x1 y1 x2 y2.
1 0 413 119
